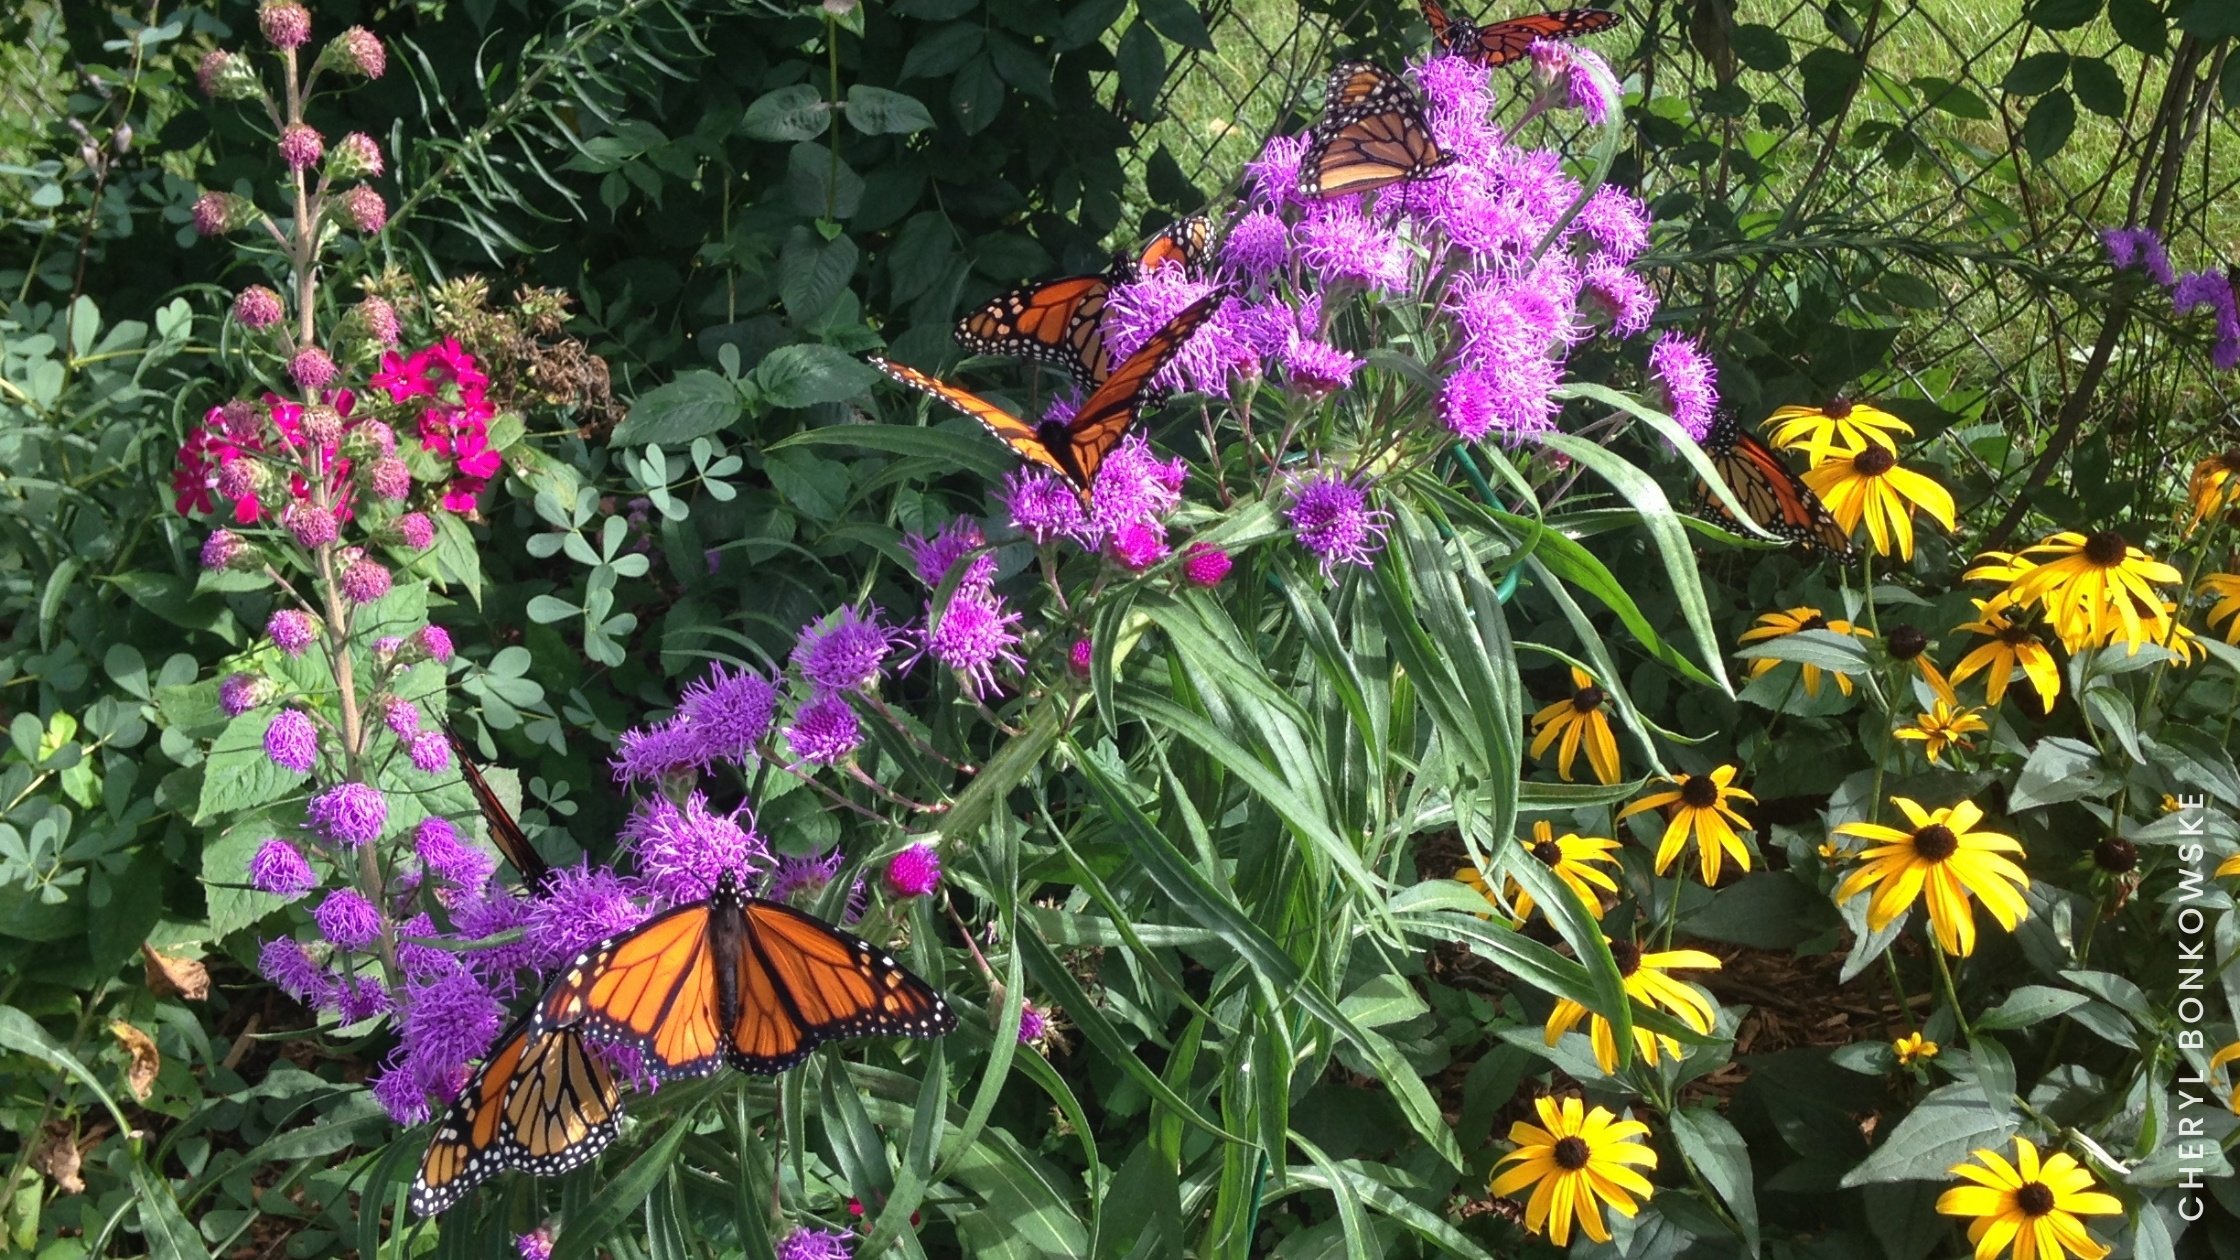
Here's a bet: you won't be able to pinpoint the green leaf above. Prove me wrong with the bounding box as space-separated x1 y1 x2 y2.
1114 20 1167 117
551 1116 694 1260
1730 24 1791 71
131 1158 212 1260
0 1007 133 1135
2003 50 2071 96
2177 0 2240 38
612 371 741 445
1138 0 1214 50
2027 0 2102 29
741 84 830 141
195 711 306 823
2021 89 2077 161
762 447 851 520
751 344 880 409
2108 0 2167 53
899 22 981 79
767 419 1016 483
1670 1107 1759 1254
949 54 1004 135
2009 736 2110 809
1840 1085 2017 1185
843 84 935 134
2069 55 2126 117
1798 47 1862 123
1978 984 2092 1030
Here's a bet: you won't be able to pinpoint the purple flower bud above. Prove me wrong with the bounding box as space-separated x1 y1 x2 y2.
407 728 451 773
370 457 412 501
1182 542 1231 587
289 346 338 392
1285 473 1388 575
326 132 384 180
1110 519 1169 572
884 843 941 898
784 691 862 766
1069 637 1092 678
383 698 421 738
193 190 255 237
219 672 272 716
314 887 384 951
763 847 846 904
231 285 284 330
268 608 319 656
278 122 324 173
320 26 387 79
343 419 398 461
902 518 996 589
1280 338 1362 398
308 780 387 846
259 0 312 49
284 502 339 549
516 1229 555 1260
416 624 454 662
264 708 320 773
197 49 261 100
258 936 332 1004
1018 1000 1052 1045
337 184 387 234
395 510 435 550
333 973 392 1023
201 528 245 570
791 605 896 692
249 839 317 898
417 816 496 888
340 556 392 604
353 295 400 345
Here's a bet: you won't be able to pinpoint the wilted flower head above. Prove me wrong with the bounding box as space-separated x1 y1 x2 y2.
219 672 271 716
1286 473 1388 575
232 286 285 329
198 49 260 99
193 190 254 237
764 846 847 904
278 123 324 173
201 528 246 570
340 556 392 604
260 0 312 49
623 792 770 905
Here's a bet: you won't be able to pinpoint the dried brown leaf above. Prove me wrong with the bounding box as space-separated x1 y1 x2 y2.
110 1020 160 1101
31 1121 84 1194
142 943 210 1001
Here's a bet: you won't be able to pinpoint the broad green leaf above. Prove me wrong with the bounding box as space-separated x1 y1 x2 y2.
741 84 830 141
750 344 880 408
611 371 741 445
843 85 933 134
1670 1107 1760 1254
1840 1085 2017 1185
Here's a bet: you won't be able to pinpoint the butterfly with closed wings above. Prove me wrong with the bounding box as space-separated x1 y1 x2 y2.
409 730 623 1217
531 868 956 1080
1420 0 1621 68
1695 407 1856 559
1298 61 1454 199
954 215 1213 390
876 293 1221 506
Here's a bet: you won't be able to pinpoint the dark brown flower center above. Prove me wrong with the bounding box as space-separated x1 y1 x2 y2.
1533 839 1564 866
1608 939 1642 976
2093 837 2138 873
1799 613 1829 632
2081 530 2129 567
1571 685 1606 712
1679 776 1721 808
1854 445 1896 476
1552 1135 1592 1170
1996 622 2038 647
1887 624 1928 660
2016 1182 2056 1217
1825 398 1854 419
1913 824 1957 861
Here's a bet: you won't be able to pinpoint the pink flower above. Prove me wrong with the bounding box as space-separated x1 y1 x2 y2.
260 1 312 50
337 184 386 234
1182 542 1231 587
327 27 386 79
289 347 339 391
328 132 383 180
278 123 325 173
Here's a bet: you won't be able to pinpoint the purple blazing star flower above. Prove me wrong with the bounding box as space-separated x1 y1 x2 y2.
417 815 496 888
1069 638 1093 678
1571 186 1651 264
1414 54 1502 172
1246 133 1309 210
308 781 387 847
623 792 770 906
1281 338 1363 397
399 968 503 1093
314 887 385 951
268 609 319 657
416 624 454 663
792 605 896 693
333 973 392 1023
1444 265 1582 366
1000 467 1090 546
2101 226 2176 288
371 1056 434 1126
1648 331 1719 441
884 843 942 898
523 862 647 969
1088 434 1186 538
406 728 451 773
382 697 421 739
676 663 780 767
264 708 319 773
395 912 461 979
340 557 392 604
611 718 703 784
919 585 1026 699
763 847 846 904
219 672 271 717
1295 203 1410 293
1104 266 1229 394
1286 473 1389 575
1183 543 1232 587
785 691 863 766
517 1230 556 1260
1581 256 1657 336
1018 1000 1052 1045
1564 47 1621 125
774 1227 854 1260
259 936 333 1005
249 839 317 899
903 518 997 590
451 891 538 993
1219 209 1290 283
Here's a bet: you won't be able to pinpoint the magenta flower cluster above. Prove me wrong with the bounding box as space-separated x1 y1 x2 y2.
2106 226 2240 371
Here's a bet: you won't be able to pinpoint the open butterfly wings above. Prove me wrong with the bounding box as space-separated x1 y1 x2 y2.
952 215 1214 389
409 1014 620 1217
532 871 956 1080
1299 61 1453 198
1696 409 1856 558
877 292 1222 502
1419 1 1622 67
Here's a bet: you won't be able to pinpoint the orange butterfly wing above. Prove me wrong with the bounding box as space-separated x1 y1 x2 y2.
868 356 1075 483
1419 0 1455 44
954 271 1119 388
1300 61 1452 198
1469 10 1623 67
1697 410 1854 558
726 898 957 1074
408 1016 621 1217
1057 292 1223 493
534 900 728 1081
1136 215 1211 278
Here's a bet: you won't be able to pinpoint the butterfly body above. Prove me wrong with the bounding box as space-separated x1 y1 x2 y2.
533 869 956 1081
1695 408 1855 558
1420 1 1622 67
1299 61 1453 198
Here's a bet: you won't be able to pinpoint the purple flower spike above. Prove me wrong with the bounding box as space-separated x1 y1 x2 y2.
1088 434 1186 537
264 708 319 773
259 936 332 1005
525 862 648 969
406 728 452 773
268 609 319 657
1219 209 1290 282
1573 186 1651 264
308 780 387 847
517 1230 555 1260
314 887 384 951
1581 258 1657 336
1281 338 1362 397
1296 204 1411 294
624 792 770 906
1648 332 1719 441
1110 519 1170 572
1000 468 1090 546
1286 474 1390 575
1246 133 1309 210
249 839 317 898
1018 1000 1052 1045
1183 543 1232 587
220 672 271 717
786 692 863 767
920 586 1026 700
611 718 704 784
676 663 780 767
2101 225 2176 287
792 605 897 693
774 1227 854 1260
1069 638 1093 678
417 816 497 889
399 969 503 1089
884 843 942 898
763 847 847 904
903 518 997 590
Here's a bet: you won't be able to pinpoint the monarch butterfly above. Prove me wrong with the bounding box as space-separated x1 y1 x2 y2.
954 215 1213 388
410 737 624 1217
1298 61 1453 198
878 292 1220 504
1420 1 1622 68
1696 408 1855 558
531 868 956 1079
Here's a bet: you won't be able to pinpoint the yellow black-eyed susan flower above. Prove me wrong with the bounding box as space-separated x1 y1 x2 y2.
1950 599 2061 712
1543 938 1722 1073
1895 699 1988 765
1998 530 2181 654
1964 549 2037 589
1619 765 1755 885
1765 397 1915 464
1489 1096 1659 1247
1529 667 1622 784
1935 1137 2122 1260
1833 797 2028 957
2186 448 2240 531
1800 444 1956 561
1740 606 1866 698
2199 574 2240 645
1457 820 1623 925
1893 1031 1938 1067
1882 623 1957 705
